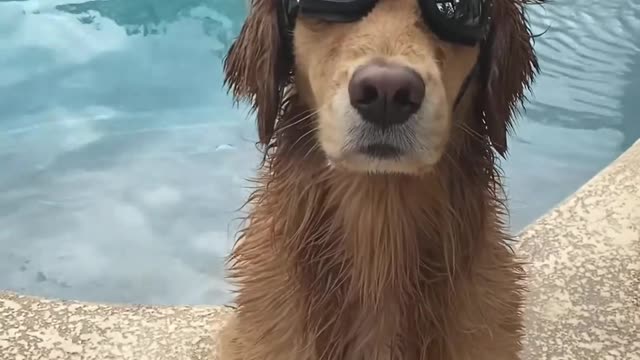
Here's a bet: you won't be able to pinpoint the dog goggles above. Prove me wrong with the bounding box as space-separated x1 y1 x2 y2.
280 0 492 46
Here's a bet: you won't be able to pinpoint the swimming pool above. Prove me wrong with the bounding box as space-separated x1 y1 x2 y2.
1 0 638 306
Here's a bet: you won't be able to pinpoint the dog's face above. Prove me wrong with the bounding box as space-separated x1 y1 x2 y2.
225 0 540 175
293 0 479 174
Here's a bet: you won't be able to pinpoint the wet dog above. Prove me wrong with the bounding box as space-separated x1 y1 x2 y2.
220 0 542 358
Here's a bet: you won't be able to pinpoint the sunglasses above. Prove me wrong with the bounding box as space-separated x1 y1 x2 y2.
280 0 493 47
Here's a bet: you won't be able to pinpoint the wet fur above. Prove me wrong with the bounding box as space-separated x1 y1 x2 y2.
220 0 542 359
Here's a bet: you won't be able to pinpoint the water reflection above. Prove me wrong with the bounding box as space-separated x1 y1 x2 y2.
500 0 640 229
0 0 638 305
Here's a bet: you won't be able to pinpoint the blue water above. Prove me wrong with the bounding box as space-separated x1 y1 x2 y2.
0 0 638 306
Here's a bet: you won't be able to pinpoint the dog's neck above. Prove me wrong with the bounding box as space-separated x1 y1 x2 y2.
269 157 493 293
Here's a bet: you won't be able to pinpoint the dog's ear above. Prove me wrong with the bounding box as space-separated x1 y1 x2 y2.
478 0 541 156
224 0 291 146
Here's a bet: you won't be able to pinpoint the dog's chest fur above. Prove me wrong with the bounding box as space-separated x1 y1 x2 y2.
277 175 478 359
222 168 524 360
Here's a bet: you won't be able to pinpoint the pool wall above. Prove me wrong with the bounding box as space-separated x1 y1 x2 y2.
1 138 639 359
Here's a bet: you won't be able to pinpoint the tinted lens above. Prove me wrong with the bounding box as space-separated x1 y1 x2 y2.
436 0 485 24
420 0 491 45
298 0 377 22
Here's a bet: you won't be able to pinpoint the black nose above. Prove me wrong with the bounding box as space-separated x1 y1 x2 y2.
348 62 425 129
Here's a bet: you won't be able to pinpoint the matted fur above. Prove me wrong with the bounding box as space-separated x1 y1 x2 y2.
220 0 543 359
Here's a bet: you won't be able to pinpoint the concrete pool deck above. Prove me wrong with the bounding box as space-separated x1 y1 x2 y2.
1 139 639 360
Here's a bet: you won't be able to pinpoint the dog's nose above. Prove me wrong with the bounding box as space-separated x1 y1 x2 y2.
348 63 425 128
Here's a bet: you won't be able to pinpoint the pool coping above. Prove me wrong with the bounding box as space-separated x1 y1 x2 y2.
1 139 639 360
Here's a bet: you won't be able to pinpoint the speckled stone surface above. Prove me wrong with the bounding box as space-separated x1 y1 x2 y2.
0 292 232 360
1 139 639 360
519 139 640 360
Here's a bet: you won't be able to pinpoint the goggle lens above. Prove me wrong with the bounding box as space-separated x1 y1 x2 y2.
284 0 491 45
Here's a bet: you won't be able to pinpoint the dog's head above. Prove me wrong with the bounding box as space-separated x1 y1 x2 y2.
225 0 540 175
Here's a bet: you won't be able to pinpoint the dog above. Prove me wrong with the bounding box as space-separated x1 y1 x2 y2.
219 0 541 359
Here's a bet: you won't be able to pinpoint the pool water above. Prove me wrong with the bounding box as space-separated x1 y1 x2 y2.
0 0 638 306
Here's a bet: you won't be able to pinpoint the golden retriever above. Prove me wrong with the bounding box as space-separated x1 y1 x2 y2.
220 0 542 359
